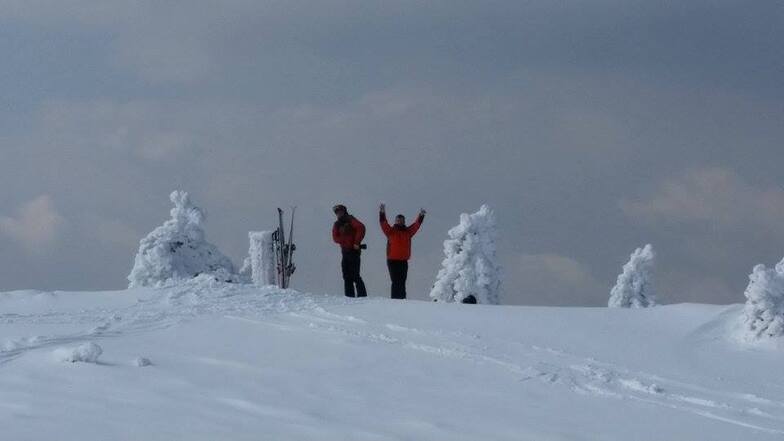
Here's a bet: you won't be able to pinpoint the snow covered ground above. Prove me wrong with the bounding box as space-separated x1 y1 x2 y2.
2 279 783 440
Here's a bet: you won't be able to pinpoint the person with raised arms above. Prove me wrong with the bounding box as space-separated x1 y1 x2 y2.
379 203 426 299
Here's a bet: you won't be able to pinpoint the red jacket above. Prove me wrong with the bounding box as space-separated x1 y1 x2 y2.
333 215 366 250
380 212 424 261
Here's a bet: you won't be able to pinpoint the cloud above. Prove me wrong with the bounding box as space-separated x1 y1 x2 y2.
508 254 608 306
0 1 781 302
660 272 737 304
621 167 784 236
38 100 197 162
0 195 65 253
110 22 215 84
95 218 141 251
5 0 778 90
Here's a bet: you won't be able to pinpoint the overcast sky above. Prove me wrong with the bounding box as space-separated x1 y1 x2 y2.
0 0 782 305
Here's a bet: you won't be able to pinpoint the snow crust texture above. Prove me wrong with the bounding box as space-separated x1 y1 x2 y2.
608 244 657 308
430 205 502 304
127 191 237 288
53 342 103 363
742 258 784 339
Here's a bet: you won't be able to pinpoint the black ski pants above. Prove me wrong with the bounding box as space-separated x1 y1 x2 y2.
387 259 408 299
341 249 367 297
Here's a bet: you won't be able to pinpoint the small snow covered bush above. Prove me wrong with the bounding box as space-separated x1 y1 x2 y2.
128 191 238 288
430 205 502 304
742 258 784 340
609 244 656 308
239 231 276 286
53 342 103 363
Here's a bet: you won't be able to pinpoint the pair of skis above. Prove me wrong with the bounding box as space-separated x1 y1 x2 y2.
273 207 296 289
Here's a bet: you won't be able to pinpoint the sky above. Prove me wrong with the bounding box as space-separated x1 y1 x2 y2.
0 0 782 305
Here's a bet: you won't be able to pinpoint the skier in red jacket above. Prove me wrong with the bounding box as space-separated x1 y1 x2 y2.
332 204 368 297
379 203 425 299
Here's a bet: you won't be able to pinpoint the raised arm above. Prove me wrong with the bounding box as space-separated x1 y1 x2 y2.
407 209 426 236
379 204 392 236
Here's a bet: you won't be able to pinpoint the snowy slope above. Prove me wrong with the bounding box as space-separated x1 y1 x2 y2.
2 280 783 440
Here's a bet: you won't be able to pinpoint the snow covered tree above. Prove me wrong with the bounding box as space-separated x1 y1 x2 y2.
608 244 656 308
742 258 784 340
128 191 237 288
239 231 276 286
429 205 502 304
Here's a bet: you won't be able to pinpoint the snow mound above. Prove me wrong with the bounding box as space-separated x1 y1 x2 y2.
128 191 238 288
742 258 784 340
2 336 43 352
609 244 656 308
53 342 103 363
430 204 502 304
133 357 152 367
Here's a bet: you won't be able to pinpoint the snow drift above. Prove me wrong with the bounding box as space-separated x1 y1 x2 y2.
127 191 237 288
430 205 502 304
608 244 657 308
3 285 783 441
742 257 784 340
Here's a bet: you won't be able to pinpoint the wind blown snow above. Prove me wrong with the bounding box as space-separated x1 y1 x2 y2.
430 204 502 304
608 244 657 308
127 191 237 288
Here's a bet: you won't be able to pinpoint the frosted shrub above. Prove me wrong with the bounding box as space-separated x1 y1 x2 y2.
608 244 656 308
742 258 784 340
430 205 502 304
128 191 237 288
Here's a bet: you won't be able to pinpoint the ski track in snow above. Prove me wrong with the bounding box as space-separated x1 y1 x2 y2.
0 281 324 366
288 308 784 436
2 284 784 436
